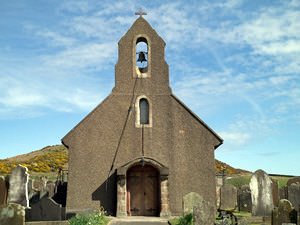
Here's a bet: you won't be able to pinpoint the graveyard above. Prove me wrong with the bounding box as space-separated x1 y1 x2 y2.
1 145 300 225
1 5 299 225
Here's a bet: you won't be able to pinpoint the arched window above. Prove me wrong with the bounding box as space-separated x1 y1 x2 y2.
136 37 148 74
139 98 149 125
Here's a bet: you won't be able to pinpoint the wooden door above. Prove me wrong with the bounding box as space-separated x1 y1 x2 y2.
127 165 159 216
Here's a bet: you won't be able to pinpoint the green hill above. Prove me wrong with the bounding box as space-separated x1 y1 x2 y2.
0 145 249 175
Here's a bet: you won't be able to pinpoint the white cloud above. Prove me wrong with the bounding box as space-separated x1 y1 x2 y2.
42 43 116 70
218 131 250 145
35 30 77 47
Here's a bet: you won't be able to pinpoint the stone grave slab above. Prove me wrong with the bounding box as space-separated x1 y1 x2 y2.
219 184 237 210
193 198 215 225
288 183 300 211
272 199 297 225
0 176 8 206
183 192 203 215
238 185 252 212
0 203 25 225
7 165 29 208
249 169 274 216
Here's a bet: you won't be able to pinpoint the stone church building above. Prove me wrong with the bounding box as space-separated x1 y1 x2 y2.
62 16 223 217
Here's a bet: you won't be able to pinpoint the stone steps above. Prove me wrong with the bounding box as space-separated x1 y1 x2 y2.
108 217 169 225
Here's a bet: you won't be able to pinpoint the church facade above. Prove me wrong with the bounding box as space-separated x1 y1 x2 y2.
62 16 223 217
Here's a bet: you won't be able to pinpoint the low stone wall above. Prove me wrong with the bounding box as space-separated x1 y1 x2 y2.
26 221 68 225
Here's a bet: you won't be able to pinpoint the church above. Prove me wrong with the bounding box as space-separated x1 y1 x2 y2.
62 15 223 217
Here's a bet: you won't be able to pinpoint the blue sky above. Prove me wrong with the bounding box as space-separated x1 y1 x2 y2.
0 0 299 175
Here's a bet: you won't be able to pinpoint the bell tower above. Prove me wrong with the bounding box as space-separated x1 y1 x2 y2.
113 15 171 95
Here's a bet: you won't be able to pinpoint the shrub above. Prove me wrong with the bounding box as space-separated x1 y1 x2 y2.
68 210 109 225
169 213 194 225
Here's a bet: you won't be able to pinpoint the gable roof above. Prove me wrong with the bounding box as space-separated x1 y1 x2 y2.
171 94 223 149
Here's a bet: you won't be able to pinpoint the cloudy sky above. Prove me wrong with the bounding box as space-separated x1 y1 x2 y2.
0 0 299 175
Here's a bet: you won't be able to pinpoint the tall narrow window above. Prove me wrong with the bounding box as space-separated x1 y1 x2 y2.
139 98 149 124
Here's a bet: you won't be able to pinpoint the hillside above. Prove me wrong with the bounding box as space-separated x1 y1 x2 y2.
0 145 250 175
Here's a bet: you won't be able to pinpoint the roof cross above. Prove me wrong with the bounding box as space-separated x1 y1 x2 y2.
135 8 147 17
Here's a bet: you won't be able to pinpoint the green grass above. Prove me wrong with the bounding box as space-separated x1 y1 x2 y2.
225 175 251 188
270 176 289 188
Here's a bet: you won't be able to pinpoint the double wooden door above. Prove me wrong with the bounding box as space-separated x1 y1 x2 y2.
127 165 159 216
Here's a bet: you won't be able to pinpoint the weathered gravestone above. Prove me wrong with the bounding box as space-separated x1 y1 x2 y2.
32 176 48 198
0 203 25 225
0 176 8 206
238 185 252 212
272 178 280 207
46 181 56 198
287 177 300 187
193 198 215 225
272 199 297 225
26 196 63 221
219 184 237 210
249 169 274 216
288 183 300 212
7 165 29 208
183 192 202 215
279 186 288 200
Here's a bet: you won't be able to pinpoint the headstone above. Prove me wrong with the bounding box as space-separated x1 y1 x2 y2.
249 169 273 216
183 192 202 215
288 183 300 211
7 165 29 208
287 177 300 186
0 203 25 225
215 175 223 209
219 184 237 210
279 186 288 200
271 178 280 207
46 182 56 198
272 199 297 225
238 185 252 212
26 197 63 221
0 176 8 206
193 198 215 225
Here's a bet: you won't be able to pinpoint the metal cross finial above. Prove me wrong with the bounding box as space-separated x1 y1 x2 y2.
135 8 147 17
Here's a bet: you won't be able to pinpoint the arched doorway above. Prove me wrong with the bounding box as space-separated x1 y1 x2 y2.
126 164 159 216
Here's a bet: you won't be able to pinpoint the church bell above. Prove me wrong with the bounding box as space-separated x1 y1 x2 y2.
137 51 147 63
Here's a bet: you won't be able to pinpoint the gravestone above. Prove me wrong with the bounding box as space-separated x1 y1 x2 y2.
219 184 237 210
26 196 63 221
238 185 252 212
249 169 273 216
272 199 297 225
32 176 48 198
183 192 202 215
0 176 8 206
7 165 29 208
272 178 280 207
287 177 300 186
279 186 288 200
46 181 56 198
288 183 300 211
193 198 215 225
0 203 25 225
